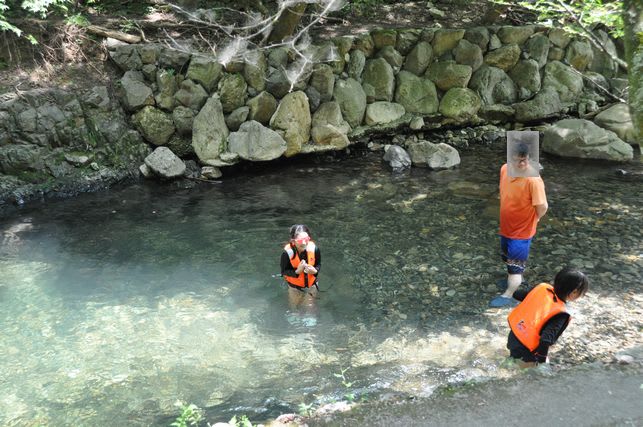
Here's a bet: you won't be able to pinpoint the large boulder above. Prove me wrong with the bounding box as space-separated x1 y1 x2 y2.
265 67 292 99
155 70 178 111
311 101 350 148
542 61 584 102
543 119 634 161
312 101 351 133
371 28 397 49
588 29 619 78
138 44 160 65
497 26 534 45
509 59 541 100
453 39 484 71
478 104 515 123
132 106 175 146
174 79 208 111
361 58 395 102
225 106 250 132
227 120 287 161
246 91 278 125
513 87 562 122
396 29 421 55
310 64 336 103
172 106 195 136
464 27 490 51
376 46 404 72
109 45 142 71
218 73 248 113
432 29 465 57
439 88 481 119
186 54 223 92
402 41 433 76
0 144 46 174
333 78 367 128
269 91 311 156
565 39 594 71
353 33 375 58
469 65 517 105
144 146 186 178
408 141 461 169
364 102 406 125
525 33 550 68
243 49 267 92
394 71 439 115
348 50 367 81
118 71 154 112
548 28 571 48
192 96 229 165
483 44 521 71
594 103 637 145
159 48 190 71
166 134 194 158
426 61 472 91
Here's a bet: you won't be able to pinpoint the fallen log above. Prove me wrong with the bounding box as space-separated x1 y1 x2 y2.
85 25 141 44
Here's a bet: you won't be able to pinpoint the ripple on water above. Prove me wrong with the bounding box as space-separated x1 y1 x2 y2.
0 148 641 424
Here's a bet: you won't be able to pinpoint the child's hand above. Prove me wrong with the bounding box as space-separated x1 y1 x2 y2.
296 260 307 274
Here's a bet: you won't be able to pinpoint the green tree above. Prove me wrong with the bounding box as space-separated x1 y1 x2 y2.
623 0 642 140
1 0 71 40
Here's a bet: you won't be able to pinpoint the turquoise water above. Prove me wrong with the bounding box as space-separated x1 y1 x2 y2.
0 145 641 425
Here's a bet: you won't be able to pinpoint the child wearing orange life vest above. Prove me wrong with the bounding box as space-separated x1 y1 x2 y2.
507 267 589 367
280 224 321 310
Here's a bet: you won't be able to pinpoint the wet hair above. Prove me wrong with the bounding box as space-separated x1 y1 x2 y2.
553 267 589 301
289 224 311 240
515 142 530 158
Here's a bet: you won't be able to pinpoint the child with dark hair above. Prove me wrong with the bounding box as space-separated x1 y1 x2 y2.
490 143 548 308
506 267 589 367
280 224 321 313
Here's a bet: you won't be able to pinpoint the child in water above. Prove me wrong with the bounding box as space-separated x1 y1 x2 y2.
506 267 589 367
280 224 321 324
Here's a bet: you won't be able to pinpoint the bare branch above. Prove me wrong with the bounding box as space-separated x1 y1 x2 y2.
567 65 627 104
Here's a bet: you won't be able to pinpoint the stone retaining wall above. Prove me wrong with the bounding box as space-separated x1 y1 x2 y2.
108 25 627 172
0 24 633 204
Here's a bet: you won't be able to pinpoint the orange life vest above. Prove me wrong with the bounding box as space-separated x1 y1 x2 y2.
283 241 317 288
508 283 568 352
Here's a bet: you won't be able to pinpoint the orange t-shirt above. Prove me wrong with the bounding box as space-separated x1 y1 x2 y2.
499 163 547 239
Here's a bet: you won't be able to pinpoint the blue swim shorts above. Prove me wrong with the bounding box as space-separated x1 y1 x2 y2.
500 236 532 274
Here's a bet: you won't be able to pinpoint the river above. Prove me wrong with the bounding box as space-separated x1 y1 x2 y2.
0 144 641 425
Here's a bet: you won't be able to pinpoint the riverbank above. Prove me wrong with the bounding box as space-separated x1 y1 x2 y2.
308 357 643 426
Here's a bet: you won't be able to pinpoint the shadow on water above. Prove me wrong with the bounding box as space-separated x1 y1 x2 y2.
0 146 641 425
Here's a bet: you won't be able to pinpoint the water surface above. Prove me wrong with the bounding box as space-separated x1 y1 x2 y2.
1 146 641 425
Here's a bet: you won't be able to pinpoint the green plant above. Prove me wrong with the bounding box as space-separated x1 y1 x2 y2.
171 402 203 427
333 367 355 402
119 17 136 33
297 401 316 417
492 0 624 38
229 414 255 427
65 13 89 26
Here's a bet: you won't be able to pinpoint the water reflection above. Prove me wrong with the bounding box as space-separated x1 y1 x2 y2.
0 146 641 425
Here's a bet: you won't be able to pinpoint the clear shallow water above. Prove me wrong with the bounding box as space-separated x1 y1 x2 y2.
0 146 641 425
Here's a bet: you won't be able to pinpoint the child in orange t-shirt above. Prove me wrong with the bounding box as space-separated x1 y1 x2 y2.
490 144 548 308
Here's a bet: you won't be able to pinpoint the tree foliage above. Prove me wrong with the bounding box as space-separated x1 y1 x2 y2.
494 0 625 38
1 0 70 40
